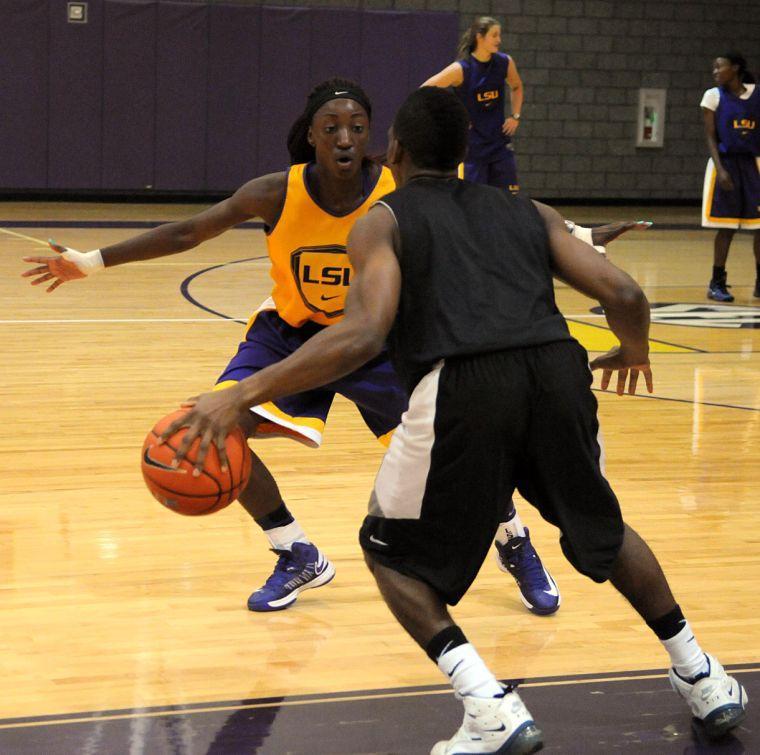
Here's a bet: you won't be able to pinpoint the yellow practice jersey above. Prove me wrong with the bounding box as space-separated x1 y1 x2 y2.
267 162 396 327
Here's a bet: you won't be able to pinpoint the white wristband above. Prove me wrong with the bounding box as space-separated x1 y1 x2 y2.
62 248 105 275
570 224 606 255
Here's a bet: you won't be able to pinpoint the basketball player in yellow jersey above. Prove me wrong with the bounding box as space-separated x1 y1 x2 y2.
22 79 402 612
26 78 623 615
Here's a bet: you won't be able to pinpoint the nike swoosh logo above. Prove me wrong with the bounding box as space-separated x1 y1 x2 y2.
447 659 464 677
369 534 389 547
143 447 184 473
334 91 348 95
543 573 559 597
320 294 339 301
480 724 507 733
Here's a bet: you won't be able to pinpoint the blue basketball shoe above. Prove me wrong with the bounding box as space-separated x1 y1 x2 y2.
247 542 335 612
495 528 560 616
707 275 734 302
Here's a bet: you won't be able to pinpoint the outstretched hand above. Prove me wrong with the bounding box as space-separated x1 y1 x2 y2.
591 220 652 248
590 346 653 396
159 387 245 477
22 241 86 292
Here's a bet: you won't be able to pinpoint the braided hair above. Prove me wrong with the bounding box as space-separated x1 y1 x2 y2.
286 78 373 164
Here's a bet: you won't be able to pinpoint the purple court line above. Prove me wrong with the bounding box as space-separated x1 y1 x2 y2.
1 662 756 727
592 388 759 413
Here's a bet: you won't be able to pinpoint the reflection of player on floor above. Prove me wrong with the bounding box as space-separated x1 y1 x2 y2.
24 78 574 616
169 88 748 753
700 52 760 301
424 16 522 192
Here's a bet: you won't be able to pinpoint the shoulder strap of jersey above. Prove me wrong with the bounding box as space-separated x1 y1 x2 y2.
366 166 396 203
499 52 511 77
287 163 306 188
266 164 305 236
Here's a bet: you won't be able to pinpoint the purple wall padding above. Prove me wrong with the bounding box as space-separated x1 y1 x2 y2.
309 9 362 88
257 8 312 176
0 0 48 188
101 1 157 190
206 4 261 191
2 5 457 192
407 12 459 89
48 0 104 189
154 2 208 190
360 12 412 156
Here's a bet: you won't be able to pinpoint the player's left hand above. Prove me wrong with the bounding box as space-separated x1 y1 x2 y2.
22 241 87 292
590 346 653 396
159 387 245 476
502 117 519 136
591 220 652 247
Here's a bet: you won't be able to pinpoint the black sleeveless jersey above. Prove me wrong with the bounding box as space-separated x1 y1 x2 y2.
378 177 573 391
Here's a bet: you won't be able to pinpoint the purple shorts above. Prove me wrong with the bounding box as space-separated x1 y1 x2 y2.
463 145 519 193
702 154 760 230
216 301 408 447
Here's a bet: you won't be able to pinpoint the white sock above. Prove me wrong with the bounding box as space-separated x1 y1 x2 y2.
263 520 309 551
437 643 503 698
662 620 709 680
494 499 526 545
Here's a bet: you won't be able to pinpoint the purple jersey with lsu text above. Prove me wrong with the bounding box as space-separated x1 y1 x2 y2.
456 52 511 162
715 85 759 155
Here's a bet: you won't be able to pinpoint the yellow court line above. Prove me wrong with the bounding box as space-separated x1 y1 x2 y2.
0 666 756 731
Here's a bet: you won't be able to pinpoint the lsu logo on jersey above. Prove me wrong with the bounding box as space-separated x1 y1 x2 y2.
476 90 499 102
291 245 351 318
733 117 756 138
733 118 756 130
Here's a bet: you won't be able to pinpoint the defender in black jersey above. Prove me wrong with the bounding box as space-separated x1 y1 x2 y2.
168 88 747 752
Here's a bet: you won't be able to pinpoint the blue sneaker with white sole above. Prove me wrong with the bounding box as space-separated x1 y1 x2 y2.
669 653 748 740
707 276 734 302
247 542 335 612
495 528 560 616
430 689 543 755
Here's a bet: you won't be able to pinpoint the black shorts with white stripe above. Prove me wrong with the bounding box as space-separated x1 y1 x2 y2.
359 339 624 605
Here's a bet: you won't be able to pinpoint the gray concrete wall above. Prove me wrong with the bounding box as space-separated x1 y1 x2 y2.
124 0 760 199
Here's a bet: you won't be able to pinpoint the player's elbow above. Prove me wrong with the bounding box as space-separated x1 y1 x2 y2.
604 279 647 312
171 220 202 250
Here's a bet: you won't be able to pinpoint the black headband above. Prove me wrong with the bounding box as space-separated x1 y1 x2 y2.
304 86 372 124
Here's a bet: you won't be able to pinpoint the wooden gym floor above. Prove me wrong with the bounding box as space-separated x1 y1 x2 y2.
0 202 758 753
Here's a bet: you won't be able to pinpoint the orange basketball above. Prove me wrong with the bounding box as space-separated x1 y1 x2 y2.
141 409 252 516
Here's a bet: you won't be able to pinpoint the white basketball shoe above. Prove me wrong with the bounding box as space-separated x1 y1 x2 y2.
669 653 748 738
430 690 543 754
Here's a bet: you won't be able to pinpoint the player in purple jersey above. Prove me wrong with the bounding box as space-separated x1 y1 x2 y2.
423 16 523 193
700 52 760 301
